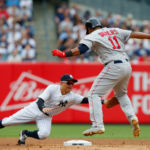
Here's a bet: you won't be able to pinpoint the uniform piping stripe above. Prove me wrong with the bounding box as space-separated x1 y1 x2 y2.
91 66 110 126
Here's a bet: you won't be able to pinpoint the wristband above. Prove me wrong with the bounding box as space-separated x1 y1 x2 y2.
149 35 150 39
65 51 73 57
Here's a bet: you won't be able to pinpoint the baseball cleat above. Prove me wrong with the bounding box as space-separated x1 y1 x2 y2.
17 130 27 145
0 120 4 129
131 119 140 137
83 127 105 136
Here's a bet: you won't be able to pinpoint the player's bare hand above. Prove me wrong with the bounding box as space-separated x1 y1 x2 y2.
42 108 54 113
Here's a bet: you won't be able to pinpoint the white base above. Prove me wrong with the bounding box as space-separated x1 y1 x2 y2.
64 140 92 146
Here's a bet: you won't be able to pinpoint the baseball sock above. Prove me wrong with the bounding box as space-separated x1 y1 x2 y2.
0 120 5 128
24 130 40 139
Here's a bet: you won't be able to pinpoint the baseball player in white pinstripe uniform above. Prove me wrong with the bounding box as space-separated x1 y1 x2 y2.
0 74 90 145
52 17 150 137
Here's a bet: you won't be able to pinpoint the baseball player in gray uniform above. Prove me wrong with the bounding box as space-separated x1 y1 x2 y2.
0 74 90 145
52 17 150 137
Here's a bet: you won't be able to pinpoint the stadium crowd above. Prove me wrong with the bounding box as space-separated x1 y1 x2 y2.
54 3 150 64
0 0 36 62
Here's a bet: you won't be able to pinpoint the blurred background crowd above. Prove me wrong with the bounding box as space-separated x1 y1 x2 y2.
54 2 150 64
0 0 150 63
0 0 36 62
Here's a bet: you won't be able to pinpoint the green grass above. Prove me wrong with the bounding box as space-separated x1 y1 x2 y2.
0 124 150 139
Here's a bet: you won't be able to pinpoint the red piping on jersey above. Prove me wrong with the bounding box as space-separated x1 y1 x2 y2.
91 66 110 127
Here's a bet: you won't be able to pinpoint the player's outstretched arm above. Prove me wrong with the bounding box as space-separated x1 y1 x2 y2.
80 97 119 108
51 44 89 58
80 97 88 104
51 47 80 58
130 32 150 39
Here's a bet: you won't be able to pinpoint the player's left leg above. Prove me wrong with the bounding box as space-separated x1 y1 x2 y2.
2 102 39 127
18 116 52 145
113 63 140 137
116 94 140 137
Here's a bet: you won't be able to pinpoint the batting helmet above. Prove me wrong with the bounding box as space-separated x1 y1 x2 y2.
85 17 102 34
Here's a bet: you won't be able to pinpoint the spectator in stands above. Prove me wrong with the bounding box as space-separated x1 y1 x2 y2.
0 5 9 20
21 44 36 61
0 26 7 40
125 14 134 30
138 51 150 63
8 40 22 54
7 5 20 16
0 0 4 8
133 42 150 57
59 17 73 33
55 7 65 25
0 35 8 55
20 5 32 19
107 13 115 27
7 25 22 45
20 0 33 11
95 10 103 22
21 31 36 49
7 48 22 62
57 27 72 50
83 10 91 20
0 48 6 61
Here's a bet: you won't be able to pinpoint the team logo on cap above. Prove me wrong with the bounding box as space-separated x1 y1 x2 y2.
69 75 73 78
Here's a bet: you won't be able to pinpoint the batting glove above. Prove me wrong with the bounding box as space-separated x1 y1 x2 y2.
52 49 66 58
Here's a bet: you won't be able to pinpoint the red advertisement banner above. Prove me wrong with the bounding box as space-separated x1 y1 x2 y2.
0 62 150 123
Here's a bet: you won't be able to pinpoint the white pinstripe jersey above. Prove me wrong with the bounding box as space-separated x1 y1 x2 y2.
80 27 132 64
38 84 83 116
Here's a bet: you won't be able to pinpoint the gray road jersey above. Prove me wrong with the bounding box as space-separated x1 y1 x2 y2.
80 27 132 64
38 84 83 116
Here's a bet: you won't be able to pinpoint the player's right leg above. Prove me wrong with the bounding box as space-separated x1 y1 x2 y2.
83 63 118 136
83 93 105 136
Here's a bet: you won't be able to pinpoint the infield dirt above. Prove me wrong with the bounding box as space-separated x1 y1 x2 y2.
0 138 150 150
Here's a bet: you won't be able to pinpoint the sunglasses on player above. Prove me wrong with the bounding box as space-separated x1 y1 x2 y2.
63 81 74 85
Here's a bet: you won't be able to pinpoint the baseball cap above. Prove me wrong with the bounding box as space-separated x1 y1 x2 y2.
61 74 78 83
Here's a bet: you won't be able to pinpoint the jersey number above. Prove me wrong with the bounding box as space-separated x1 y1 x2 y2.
108 36 121 49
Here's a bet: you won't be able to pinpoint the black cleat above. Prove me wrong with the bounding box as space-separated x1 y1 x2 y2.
17 139 25 145
0 120 4 129
17 130 27 145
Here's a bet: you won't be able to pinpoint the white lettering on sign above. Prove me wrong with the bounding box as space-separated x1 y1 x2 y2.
132 72 141 91
143 73 150 91
132 72 150 92
132 94 150 115
13 81 44 101
73 84 89 96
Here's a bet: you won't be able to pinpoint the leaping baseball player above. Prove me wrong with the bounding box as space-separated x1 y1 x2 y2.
52 17 150 137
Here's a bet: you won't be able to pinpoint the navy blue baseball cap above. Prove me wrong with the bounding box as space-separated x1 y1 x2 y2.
61 74 78 83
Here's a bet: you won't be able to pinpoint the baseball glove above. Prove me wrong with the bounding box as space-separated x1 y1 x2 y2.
104 97 119 108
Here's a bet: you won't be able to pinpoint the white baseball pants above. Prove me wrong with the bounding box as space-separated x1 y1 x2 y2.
2 102 52 139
